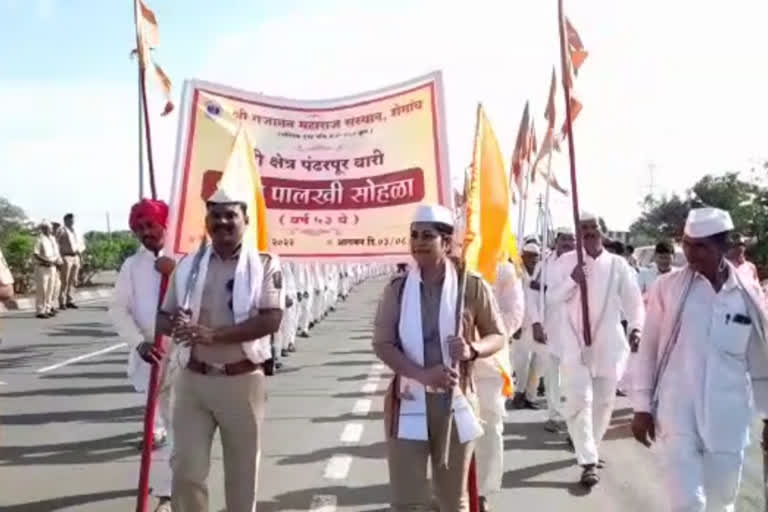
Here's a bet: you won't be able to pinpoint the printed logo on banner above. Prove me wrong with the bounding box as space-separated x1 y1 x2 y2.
205 100 222 119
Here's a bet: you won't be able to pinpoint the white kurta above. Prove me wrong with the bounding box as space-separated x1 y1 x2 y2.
633 264 768 512
542 251 573 422
108 245 174 497
548 249 644 466
513 266 547 398
548 250 645 379
109 247 164 392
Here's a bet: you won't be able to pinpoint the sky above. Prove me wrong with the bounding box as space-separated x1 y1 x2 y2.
2 0 767 234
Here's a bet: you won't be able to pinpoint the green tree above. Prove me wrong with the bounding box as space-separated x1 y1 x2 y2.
629 170 768 275
2 229 35 293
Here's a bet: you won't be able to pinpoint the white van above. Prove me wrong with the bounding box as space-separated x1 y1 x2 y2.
634 244 686 269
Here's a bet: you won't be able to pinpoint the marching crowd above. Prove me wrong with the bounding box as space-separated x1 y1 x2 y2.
374 204 768 512
2 181 767 512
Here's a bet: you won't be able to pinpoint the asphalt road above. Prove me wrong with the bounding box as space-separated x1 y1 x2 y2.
0 279 765 511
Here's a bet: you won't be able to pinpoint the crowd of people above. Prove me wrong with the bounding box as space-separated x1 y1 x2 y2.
3 187 767 512
374 204 767 512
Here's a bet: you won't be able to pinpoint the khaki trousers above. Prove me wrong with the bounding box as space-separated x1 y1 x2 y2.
59 255 80 306
34 265 56 314
171 368 266 512
386 393 475 512
51 268 61 309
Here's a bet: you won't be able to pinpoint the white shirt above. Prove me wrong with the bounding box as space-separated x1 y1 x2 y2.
0 248 13 285
547 249 645 378
108 246 163 390
637 264 674 296
543 251 573 358
34 234 59 264
493 261 525 336
634 264 768 453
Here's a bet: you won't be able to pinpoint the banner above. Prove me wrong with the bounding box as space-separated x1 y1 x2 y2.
165 72 452 261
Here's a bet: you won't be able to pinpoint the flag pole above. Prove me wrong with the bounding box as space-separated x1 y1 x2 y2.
138 66 145 200
538 149 554 319
140 67 158 200
557 0 592 346
133 1 166 510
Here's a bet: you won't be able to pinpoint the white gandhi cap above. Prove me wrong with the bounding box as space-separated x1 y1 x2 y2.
411 204 454 227
579 210 598 221
208 186 252 205
555 226 574 236
684 207 734 238
522 242 541 254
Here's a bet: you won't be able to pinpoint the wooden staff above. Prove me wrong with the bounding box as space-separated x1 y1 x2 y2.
135 275 170 512
557 0 592 346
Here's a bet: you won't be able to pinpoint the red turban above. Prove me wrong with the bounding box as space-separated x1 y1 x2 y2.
129 199 169 233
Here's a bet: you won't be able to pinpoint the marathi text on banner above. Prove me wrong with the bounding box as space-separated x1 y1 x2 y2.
165 72 451 261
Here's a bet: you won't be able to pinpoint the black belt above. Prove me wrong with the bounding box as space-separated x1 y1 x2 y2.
187 355 263 376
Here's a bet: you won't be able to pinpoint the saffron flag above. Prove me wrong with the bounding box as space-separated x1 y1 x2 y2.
560 16 587 136
462 104 516 397
510 102 530 202
532 68 568 195
219 124 270 251
134 0 173 115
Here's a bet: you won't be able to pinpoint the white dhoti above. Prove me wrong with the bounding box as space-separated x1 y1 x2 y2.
277 303 299 351
312 291 324 321
545 354 564 422
298 295 312 332
562 363 617 466
656 434 743 512
475 376 505 495
513 334 547 401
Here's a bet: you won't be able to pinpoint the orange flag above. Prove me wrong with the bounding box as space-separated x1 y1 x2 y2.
566 17 589 74
532 68 568 195
463 104 514 285
510 102 530 202
463 104 516 397
219 124 270 251
133 0 173 115
560 16 587 136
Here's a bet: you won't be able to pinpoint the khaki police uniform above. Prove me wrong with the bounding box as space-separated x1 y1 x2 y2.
163 248 283 512
373 262 505 512
56 227 83 307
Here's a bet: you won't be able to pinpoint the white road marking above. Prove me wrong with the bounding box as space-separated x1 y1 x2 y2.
351 399 372 415
36 342 127 373
323 455 352 480
361 381 378 394
371 362 386 373
309 494 337 512
340 422 364 443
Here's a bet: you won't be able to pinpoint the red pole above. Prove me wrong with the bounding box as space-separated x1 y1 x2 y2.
557 0 592 346
135 276 170 512
468 455 480 512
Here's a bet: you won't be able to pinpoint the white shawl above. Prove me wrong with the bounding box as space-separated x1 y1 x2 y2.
396 262 483 442
172 243 268 367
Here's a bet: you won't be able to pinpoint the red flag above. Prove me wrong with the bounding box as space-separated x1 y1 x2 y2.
566 17 589 74
510 102 530 201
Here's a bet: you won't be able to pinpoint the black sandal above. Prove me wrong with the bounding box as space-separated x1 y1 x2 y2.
580 464 599 488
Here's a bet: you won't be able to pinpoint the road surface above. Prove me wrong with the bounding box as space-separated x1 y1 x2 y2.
0 278 765 511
